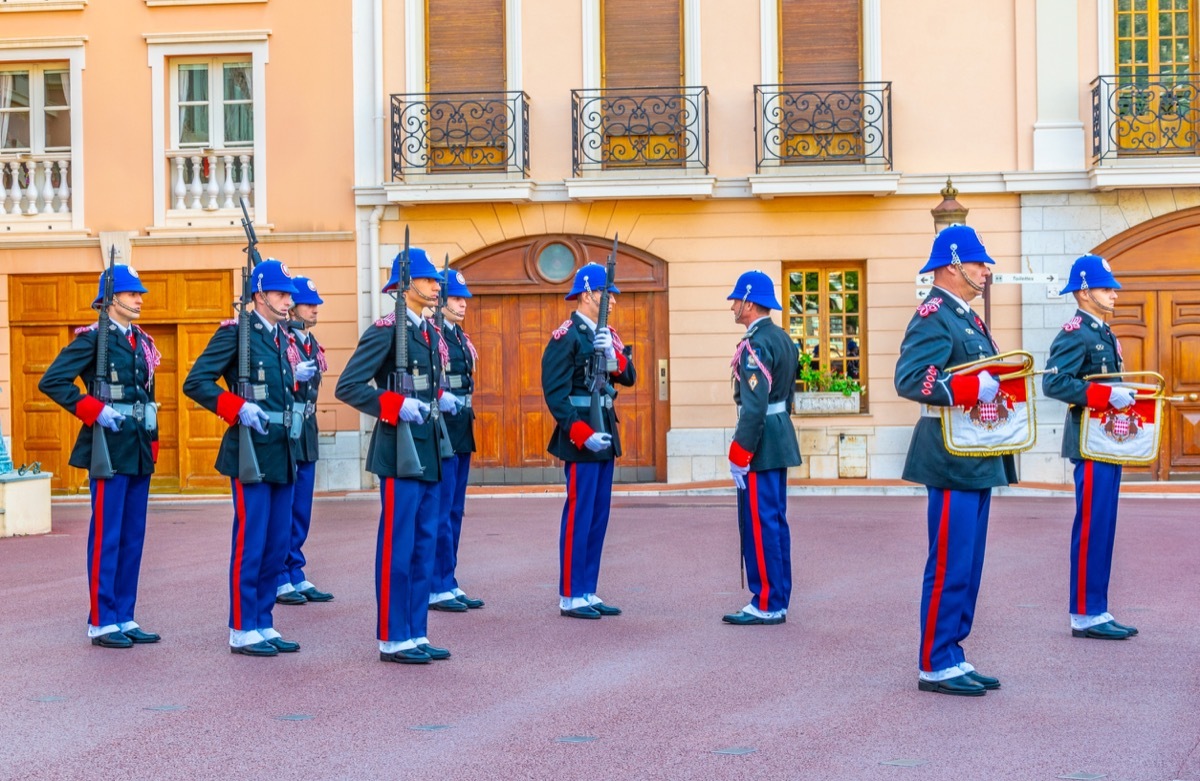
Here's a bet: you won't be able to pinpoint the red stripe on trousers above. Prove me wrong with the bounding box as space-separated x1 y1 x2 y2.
1077 461 1093 615
90 480 106 625
748 472 770 611
562 464 577 598
921 492 952 671
231 481 247 630
380 478 395 641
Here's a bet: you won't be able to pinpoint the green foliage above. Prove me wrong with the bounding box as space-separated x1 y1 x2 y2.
796 351 864 397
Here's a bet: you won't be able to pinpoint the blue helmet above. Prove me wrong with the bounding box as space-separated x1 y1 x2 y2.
290 276 324 306
445 269 473 299
1060 254 1121 294
919 224 995 273
251 259 299 296
383 247 442 293
726 270 782 311
93 265 149 305
566 263 620 301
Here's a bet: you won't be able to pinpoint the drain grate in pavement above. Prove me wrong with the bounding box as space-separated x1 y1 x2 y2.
275 714 314 722
31 696 67 703
409 724 452 732
712 746 756 756
1057 774 1106 780
880 759 928 767
144 705 187 712
556 736 598 744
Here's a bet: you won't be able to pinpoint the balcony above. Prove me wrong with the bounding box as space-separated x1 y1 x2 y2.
1092 74 1200 162
160 149 254 229
1 154 72 231
390 91 530 181
570 86 709 177
754 82 892 172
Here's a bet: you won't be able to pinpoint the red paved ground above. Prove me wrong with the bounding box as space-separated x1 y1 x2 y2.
1 492 1197 781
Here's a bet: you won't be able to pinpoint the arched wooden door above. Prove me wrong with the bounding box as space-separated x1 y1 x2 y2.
456 234 669 484
1095 208 1200 481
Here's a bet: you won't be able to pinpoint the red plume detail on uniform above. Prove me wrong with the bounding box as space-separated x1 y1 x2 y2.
1062 316 1082 332
374 312 397 328
731 339 773 391
551 319 573 340
74 323 99 336
315 342 328 373
460 330 479 365
917 297 943 317
609 326 626 354
133 325 162 388
921 365 937 396
285 332 302 369
430 321 450 369
219 318 238 328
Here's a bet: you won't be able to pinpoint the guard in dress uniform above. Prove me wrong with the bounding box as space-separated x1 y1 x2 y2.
334 248 452 664
894 224 1017 697
182 259 304 657
541 262 637 619
1043 254 1139 641
275 276 333 606
39 266 162 649
428 270 485 613
722 271 802 626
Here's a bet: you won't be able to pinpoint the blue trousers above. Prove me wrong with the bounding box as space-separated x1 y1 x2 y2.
229 479 293 631
278 460 316 588
919 488 991 672
559 460 614 598
1070 459 1122 616
86 475 151 628
737 468 792 613
377 477 440 642
433 453 472 594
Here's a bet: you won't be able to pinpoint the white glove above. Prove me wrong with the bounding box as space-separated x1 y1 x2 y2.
399 397 429 423
593 328 617 361
293 360 317 383
96 405 125 433
438 391 462 415
977 371 999 403
583 432 612 452
1108 386 1136 409
238 402 269 435
730 461 750 490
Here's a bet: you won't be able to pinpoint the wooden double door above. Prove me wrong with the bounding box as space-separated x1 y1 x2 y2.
10 270 235 494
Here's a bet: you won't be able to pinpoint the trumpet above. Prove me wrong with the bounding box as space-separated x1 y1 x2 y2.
1083 371 1186 402
946 350 1057 382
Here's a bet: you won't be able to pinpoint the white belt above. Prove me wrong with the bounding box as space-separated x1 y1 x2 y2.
920 404 941 418
569 395 612 409
738 401 789 416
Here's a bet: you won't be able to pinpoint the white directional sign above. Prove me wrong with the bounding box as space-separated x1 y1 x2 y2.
991 273 1058 285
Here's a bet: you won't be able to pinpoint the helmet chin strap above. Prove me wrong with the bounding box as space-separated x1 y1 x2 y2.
1080 274 1114 315
259 295 290 320
114 298 141 317
951 248 985 293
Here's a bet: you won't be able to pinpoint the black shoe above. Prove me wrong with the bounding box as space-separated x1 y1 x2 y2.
429 598 468 613
91 631 133 649
455 594 485 609
963 670 1001 690
379 648 432 664
560 606 602 619
1110 619 1138 636
275 591 307 606
918 674 987 696
297 586 334 603
418 643 451 660
230 641 278 657
1072 621 1131 640
591 602 622 616
722 611 785 625
122 627 161 644
266 637 300 653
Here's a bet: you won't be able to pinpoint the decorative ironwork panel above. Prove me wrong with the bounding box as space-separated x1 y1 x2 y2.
1092 74 1200 161
755 82 891 171
390 91 530 180
570 86 709 176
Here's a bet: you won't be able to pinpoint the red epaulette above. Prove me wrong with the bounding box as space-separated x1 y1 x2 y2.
917 297 943 318
219 318 238 328
73 323 99 336
1062 315 1082 332
374 312 397 327
551 319 573 340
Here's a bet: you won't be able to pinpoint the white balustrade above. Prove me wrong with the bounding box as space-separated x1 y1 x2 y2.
0 156 72 218
167 150 254 215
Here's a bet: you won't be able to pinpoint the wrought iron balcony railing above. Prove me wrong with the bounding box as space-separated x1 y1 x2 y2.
570 86 709 176
390 91 530 180
1092 74 1200 161
754 82 892 171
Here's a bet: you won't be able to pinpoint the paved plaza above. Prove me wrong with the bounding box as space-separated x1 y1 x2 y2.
0 491 1196 781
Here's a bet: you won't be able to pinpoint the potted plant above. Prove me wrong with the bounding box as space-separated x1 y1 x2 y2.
794 351 864 415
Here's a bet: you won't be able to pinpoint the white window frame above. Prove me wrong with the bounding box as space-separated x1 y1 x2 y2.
169 56 255 150
0 37 86 232
145 31 269 230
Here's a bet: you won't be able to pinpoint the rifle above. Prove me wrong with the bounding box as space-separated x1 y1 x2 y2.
88 246 117 479
388 226 425 477
235 197 264 484
430 253 455 459
586 234 619 434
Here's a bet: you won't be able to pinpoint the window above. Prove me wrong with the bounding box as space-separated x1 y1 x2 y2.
1113 0 1197 154
1 60 76 223
784 262 865 401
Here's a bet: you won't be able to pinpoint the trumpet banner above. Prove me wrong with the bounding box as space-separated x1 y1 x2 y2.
942 363 1037 456
1080 397 1161 466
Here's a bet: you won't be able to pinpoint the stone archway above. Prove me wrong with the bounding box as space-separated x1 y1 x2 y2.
454 234 670 484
